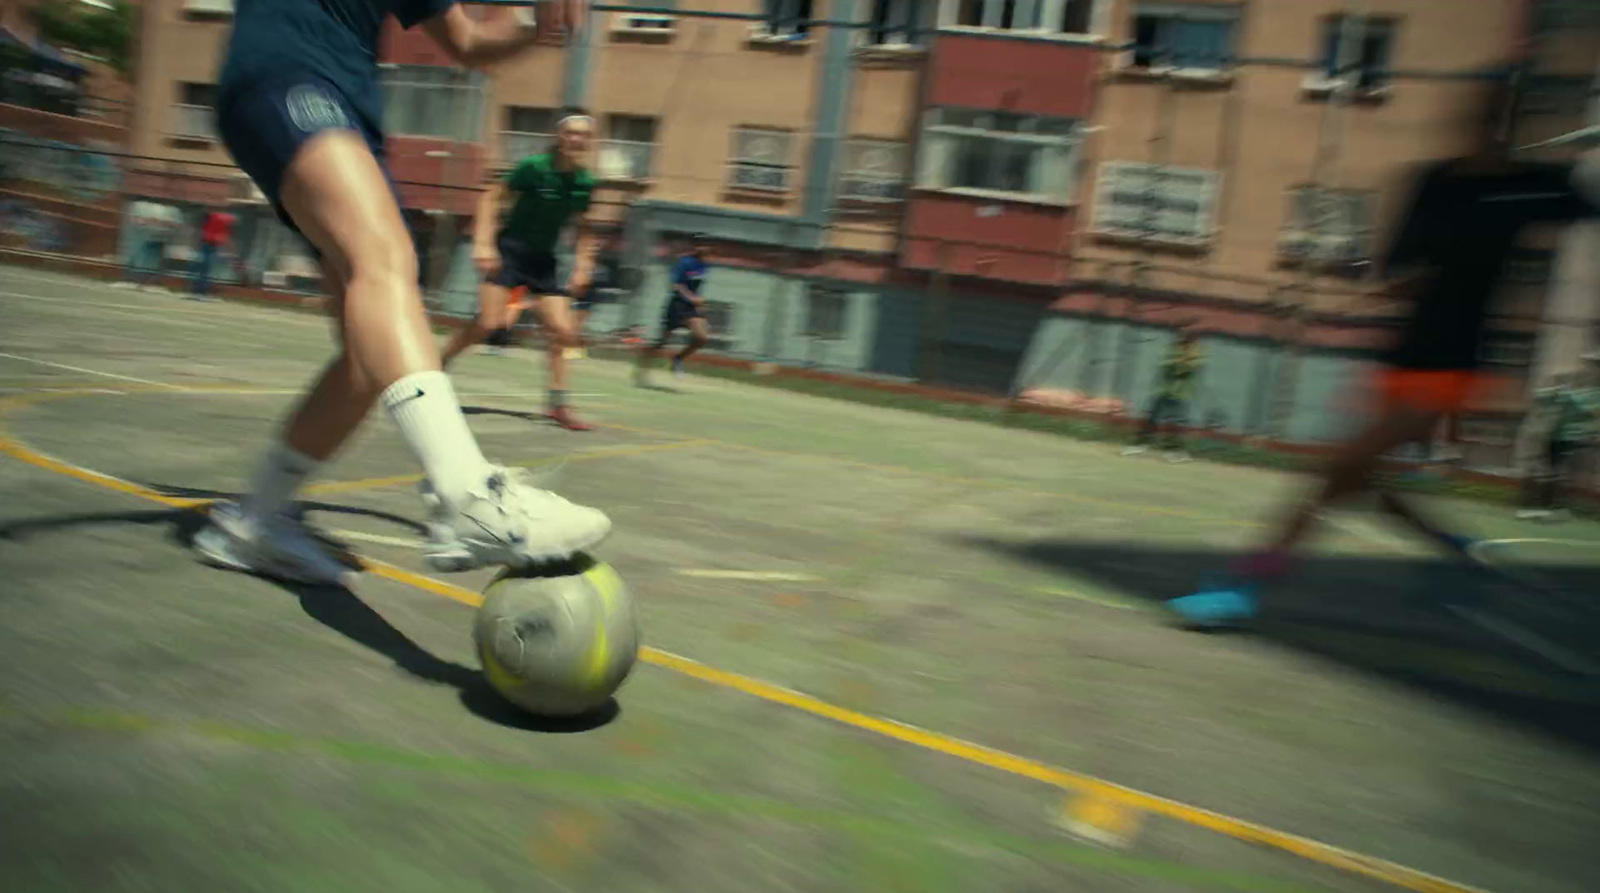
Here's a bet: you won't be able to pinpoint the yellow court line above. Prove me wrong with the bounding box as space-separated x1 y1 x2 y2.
0 388 1491 893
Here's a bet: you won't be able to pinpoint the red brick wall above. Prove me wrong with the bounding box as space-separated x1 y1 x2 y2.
923 34 1099 119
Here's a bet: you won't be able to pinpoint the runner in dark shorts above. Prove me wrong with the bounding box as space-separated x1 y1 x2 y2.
191 0 610 585
440 111 599 431
636 234 710 386
1166 76 1600 628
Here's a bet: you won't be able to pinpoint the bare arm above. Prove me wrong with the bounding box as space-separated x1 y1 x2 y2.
474 178 505 248
566 211 599 289
423 4 582 69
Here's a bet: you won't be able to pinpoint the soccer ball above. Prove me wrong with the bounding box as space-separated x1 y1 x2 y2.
473 557 640 717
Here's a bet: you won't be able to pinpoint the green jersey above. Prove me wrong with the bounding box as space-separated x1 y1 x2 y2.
1539 385 1599 444
500 153 593 253
1159 342 1203 401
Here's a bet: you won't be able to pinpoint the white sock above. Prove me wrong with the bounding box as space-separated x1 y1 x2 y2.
239 441 319 521
380 371 493 508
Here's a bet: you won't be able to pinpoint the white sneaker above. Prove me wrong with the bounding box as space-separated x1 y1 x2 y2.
193 501 358 586
421 467 611 572
1120 445 1148 457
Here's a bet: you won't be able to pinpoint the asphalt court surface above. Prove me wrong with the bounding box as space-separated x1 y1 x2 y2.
3 264 1600 893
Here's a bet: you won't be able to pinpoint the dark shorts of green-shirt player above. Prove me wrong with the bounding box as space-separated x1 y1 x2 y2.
441 108 599 432
1123 327 1203 462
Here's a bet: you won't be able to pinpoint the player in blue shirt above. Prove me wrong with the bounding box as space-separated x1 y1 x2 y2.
636 234 711 386
192 0 612 587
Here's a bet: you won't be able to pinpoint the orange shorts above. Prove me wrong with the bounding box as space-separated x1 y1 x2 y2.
1375 369 1497 414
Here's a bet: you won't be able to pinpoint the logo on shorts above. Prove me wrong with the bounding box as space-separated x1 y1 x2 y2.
285 84 349 134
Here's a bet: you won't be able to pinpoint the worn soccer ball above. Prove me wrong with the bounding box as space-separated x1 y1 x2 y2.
473 557 639 717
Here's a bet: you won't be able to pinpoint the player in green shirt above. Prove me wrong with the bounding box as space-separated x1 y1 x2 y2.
441 108 599 431
1518 364 1599 521
1123 327 1204 461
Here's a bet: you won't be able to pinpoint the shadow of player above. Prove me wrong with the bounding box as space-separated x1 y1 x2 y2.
0 492 620 735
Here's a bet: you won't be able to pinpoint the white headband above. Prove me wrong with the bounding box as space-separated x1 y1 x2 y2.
559 114 594 129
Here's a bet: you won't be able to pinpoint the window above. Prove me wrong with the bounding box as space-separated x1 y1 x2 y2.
1284 186 1374 238
1321 16 1395 89
598 115 656 181
1093 162 1220 242
1130 3 1236 71
728 128 795 193
916 108 1082 201
1279 186 1375 265
867 0 929 46
170 82 218 140
761 0 813 38
950 0 1092 32
501 106 556 162
839 140 907 202
1479 333 1535 367
380 65 485 141
804 285 849 340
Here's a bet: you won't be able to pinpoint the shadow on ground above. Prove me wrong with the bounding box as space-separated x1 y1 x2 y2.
966 535 1600 753
0 499 619 735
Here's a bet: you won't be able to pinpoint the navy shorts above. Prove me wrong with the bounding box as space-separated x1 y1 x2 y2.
216 73 397 243
489 234 563 296
662 297 701 333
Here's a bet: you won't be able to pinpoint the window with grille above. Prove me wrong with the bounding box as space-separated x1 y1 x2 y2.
501 106 556 162
1092 161 1220 241
804 285 849 340
380 65 485 142
1279 186 1375 262
916 109 1082 201
728 128 795 193
839 140 907 202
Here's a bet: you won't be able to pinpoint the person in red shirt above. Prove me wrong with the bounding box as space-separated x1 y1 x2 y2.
193 208 236 299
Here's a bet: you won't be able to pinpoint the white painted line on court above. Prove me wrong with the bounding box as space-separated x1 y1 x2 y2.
0 352 182 389
1467 537 1600 558
676 569 822 582
1035 586 1144 611
1444 604 1600 678
330 529 424 549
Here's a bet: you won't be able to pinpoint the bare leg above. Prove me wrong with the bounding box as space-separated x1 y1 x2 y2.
441 280 514 368
537 294 576 393
1264 404 1441 557
677 317 710 363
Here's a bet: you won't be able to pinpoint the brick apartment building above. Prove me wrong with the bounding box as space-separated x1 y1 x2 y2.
93 0 1600 450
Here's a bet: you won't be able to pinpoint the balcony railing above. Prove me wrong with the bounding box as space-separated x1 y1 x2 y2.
168 104 217 141
596 139 654 181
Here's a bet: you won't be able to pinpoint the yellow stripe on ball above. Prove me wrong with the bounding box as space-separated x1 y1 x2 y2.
580 564 621 688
